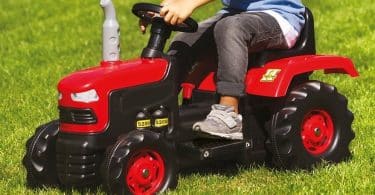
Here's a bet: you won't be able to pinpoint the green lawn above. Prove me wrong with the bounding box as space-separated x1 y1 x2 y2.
0 0 374 194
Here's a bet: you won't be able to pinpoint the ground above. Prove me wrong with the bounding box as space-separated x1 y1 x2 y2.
0 0 374 194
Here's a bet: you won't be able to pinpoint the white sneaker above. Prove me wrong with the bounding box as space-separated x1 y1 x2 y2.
193 104 243 140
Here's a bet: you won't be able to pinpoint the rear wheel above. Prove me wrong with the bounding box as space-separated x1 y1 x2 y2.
267 81 355 169
22 120 60 188
101 130 178 194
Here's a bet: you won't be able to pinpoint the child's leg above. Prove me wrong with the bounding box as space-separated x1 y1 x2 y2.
220 96 239 113
168 13 225 85
193 12 288 140
214 12 288 98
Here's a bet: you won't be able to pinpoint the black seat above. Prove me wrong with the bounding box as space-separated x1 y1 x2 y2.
251 7 316 66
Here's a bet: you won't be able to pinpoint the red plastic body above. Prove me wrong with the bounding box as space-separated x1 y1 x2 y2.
181 83 195 99
196 55 359 97
58 58 168 133
59 55 358 133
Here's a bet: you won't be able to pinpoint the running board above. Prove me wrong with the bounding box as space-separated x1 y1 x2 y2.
176 139 253 168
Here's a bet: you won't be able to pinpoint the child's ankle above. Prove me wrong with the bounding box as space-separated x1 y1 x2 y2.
219 96 239 113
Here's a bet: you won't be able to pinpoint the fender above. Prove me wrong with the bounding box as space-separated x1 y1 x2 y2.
196 55 358 98
245 55 359 97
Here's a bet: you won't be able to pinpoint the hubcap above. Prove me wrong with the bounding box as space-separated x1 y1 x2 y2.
142 169 150 178
314 128 321 136
301 110 335 155
125 149 165 194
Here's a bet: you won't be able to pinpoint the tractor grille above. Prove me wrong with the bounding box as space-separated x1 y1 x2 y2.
56 133 106 187
59 107 97 124
56 151 102 186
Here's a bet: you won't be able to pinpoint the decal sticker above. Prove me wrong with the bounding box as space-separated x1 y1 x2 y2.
154 118 169 127
261 69 281 82
136 119 151 128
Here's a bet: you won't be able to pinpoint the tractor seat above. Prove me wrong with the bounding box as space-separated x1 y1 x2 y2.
250 7 316 67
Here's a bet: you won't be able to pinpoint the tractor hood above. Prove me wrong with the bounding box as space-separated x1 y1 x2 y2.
58 58 168 94
57 58 168 133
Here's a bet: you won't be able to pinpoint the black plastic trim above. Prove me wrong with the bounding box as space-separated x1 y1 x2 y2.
59 107 97 124
55 132 106 186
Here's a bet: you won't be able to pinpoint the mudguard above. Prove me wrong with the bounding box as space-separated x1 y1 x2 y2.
197 55 358 97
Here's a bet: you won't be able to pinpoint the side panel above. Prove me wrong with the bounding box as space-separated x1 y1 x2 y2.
106 80 179 140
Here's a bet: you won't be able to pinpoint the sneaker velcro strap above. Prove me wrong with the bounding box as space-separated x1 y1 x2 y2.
207 110 237 129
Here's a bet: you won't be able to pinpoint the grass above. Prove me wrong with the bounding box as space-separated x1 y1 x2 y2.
0 0 374 194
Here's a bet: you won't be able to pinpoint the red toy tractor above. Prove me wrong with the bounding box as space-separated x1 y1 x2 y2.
23 1 358 194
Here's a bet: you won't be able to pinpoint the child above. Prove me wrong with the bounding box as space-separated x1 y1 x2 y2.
141 0 305 140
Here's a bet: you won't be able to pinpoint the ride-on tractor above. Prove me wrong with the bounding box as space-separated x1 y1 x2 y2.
23 0 358 194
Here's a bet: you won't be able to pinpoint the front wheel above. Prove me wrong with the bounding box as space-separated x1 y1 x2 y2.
267 81 355 169
22 120 60 188
101 130 178 194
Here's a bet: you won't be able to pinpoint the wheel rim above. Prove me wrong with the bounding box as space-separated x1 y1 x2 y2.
125 149 165 194
301 110 335 155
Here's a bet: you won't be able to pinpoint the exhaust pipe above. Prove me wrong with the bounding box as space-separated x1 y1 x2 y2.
100 0 120 62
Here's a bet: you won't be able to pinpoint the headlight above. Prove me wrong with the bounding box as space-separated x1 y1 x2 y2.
71 89 99 103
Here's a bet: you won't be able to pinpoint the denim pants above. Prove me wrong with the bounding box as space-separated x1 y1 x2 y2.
168 12 288 97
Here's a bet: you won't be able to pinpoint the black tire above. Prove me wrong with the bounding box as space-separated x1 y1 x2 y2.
22 120 60 188
101 130 178 194
266 81 355 169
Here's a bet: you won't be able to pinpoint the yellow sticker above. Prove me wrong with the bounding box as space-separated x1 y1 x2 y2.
136 119 151 128
154 118 169 127
260 69 281 82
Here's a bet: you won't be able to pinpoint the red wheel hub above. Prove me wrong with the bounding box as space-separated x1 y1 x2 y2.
301 110 335 155
125 149 165 194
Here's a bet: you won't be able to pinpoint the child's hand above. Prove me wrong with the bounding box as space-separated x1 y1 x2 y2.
139 19 148 34
138 0 211 33
138 12 156 34
160 0 195 25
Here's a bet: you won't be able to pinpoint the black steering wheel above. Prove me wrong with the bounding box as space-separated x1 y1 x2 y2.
132 3 198 33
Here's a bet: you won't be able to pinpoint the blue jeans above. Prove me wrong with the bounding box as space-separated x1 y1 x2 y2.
168 12 288 97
